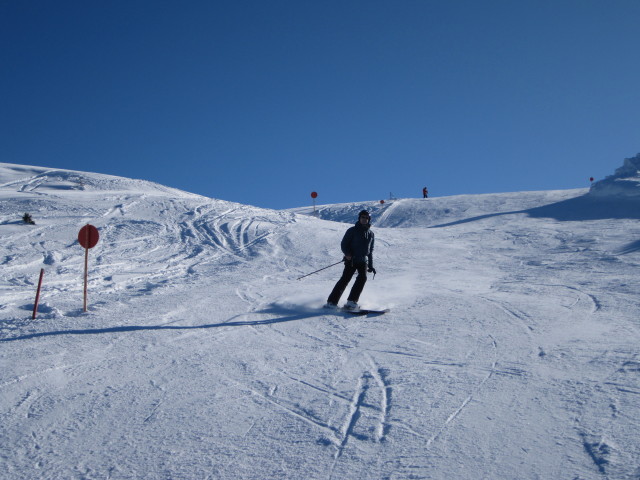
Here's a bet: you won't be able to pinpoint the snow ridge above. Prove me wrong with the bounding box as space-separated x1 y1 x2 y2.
590 153 640 198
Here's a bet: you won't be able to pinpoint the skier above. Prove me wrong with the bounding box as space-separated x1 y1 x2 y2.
325 210 376 310
422 186 428 198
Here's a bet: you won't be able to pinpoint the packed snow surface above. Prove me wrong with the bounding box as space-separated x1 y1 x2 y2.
1 162 639 479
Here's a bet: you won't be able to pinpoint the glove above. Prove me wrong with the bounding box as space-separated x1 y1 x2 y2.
368 266 376 275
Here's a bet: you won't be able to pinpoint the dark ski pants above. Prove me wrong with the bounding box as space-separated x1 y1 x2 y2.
327 262 367 305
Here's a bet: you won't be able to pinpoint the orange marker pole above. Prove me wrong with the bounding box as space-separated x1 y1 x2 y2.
78 224 99 313
83 246 89 312
83 224 89 312
32 268 44 320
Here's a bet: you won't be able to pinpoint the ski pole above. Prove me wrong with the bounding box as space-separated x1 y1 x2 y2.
297 260 344 280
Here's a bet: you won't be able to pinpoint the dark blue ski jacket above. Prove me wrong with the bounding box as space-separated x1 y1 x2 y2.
341 222 374 267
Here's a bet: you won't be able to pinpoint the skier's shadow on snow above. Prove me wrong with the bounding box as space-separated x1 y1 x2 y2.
428 194 640 228
0 304 332 342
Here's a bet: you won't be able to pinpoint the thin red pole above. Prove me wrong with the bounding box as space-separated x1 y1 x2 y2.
32 268 44 320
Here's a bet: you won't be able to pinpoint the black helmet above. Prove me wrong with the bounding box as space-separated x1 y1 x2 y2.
358 210 371 222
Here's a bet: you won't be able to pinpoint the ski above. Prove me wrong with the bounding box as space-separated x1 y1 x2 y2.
342 308 390 315
322 304 390 315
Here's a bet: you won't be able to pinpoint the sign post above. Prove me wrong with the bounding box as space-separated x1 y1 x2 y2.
311 191 318 214
78 224 99 312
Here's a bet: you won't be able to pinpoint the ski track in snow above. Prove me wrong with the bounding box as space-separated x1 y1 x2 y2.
425 335 498 449
1 163 640 479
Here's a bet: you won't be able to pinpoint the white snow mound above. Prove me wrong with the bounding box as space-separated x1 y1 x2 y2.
590 153 640 198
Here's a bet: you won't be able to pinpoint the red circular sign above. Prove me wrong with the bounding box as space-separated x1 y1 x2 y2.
78 224 99 249
311 191 318 199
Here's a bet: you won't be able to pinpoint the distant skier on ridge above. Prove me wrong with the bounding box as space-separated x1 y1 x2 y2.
324 210 376 311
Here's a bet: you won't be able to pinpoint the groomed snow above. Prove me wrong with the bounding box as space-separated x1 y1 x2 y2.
1 161 639 479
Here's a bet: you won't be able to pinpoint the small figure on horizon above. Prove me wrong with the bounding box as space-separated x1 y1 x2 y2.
324 210 376 311
422 186 428 199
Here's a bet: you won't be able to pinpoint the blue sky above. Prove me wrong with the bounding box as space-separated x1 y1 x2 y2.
2 1 639 209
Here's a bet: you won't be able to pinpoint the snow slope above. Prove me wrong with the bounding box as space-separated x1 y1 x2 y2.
1 162 639 479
